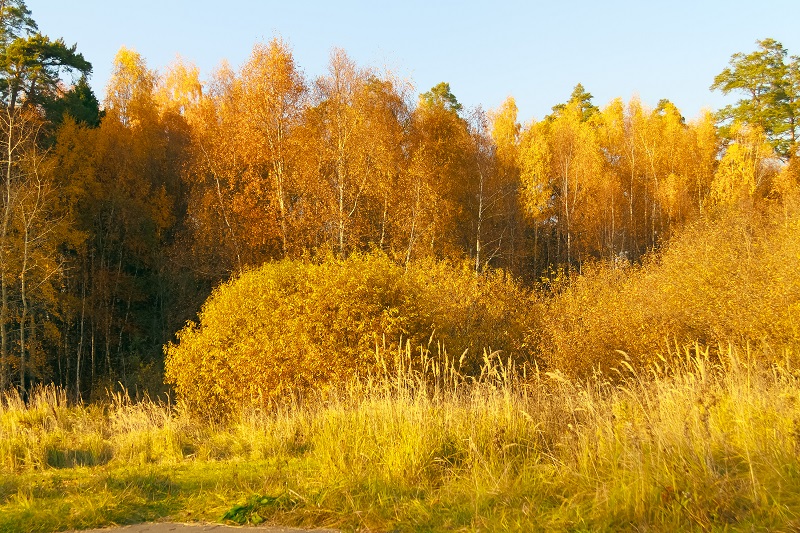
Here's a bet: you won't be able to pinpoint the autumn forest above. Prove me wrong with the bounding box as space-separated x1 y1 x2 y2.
1 0 799 405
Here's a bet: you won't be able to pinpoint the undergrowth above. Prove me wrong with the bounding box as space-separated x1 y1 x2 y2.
535 210 800 376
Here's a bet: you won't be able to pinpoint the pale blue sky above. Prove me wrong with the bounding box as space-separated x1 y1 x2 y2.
26 0 800 123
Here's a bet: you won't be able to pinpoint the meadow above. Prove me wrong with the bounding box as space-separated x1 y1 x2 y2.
3 341 800 532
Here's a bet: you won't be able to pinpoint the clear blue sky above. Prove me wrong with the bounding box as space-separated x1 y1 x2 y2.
26 0 800 123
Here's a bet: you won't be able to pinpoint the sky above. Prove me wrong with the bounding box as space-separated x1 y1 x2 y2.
25 0 800 124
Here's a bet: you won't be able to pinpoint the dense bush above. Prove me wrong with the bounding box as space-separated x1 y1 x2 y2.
537 209 800 375
164 253 532 416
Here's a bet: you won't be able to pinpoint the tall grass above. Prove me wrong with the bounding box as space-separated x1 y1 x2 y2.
3 342 800 531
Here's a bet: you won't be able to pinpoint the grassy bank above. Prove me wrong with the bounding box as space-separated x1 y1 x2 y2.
3 345 800 532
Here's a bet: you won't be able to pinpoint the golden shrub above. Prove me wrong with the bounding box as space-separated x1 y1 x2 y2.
164 253 532 416
537 209 800 376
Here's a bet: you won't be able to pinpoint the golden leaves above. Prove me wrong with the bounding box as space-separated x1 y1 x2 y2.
164 253 532 417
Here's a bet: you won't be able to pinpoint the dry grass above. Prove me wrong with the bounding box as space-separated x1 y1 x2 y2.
3 343 800 532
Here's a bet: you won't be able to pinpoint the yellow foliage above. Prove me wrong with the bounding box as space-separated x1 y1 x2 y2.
536 209 800 376
164 253 531 417
711 123 775 208
489 96 520 168
772 155 800 210
518 121 552 220
105 47 157 127
156 57 203 118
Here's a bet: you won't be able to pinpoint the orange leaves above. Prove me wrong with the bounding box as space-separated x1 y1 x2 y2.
519 95 605 264
236 38 305 175
178 39 309 268
519 120 552 221
157 57 203 122
133 42 532 277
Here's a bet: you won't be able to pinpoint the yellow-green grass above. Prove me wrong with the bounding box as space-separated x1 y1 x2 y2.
3 345 800 532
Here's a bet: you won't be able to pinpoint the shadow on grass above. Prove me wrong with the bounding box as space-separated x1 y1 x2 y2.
45 447 113 469
0 459 301 533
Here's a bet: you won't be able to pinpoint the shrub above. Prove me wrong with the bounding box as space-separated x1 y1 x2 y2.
537 209 800 376
164 253 532 417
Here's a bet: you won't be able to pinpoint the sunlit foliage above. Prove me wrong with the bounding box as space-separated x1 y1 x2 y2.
536 208 800 375
164 252 530 416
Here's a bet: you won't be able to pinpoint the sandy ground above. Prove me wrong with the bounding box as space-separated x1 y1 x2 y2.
66 523 339 533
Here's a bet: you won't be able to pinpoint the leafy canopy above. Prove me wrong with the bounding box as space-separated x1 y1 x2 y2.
550 83 598 122
711 38 799 159
0 0 36 47
0 33 92 111
420 82 462 113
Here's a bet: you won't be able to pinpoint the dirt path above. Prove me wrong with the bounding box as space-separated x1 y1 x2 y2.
68 523 338 533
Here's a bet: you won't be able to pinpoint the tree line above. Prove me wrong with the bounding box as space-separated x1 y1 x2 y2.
0 0 798 398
